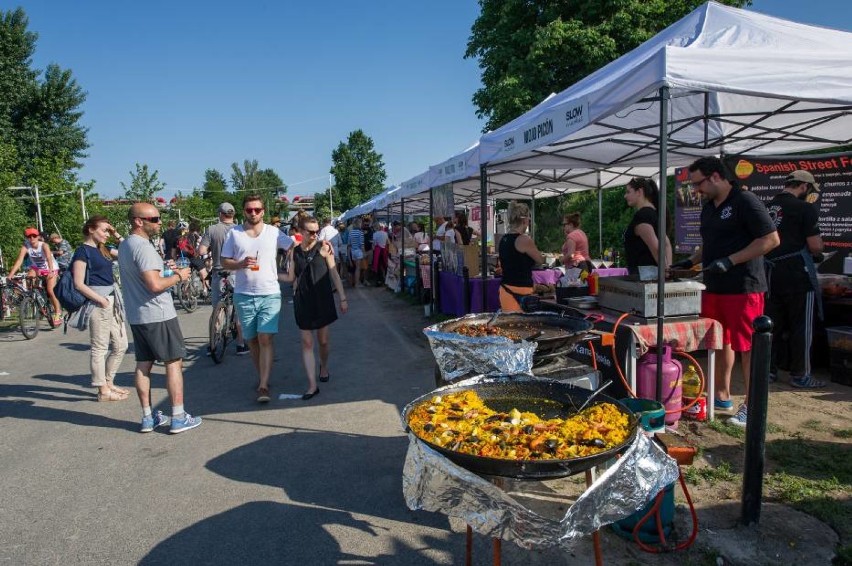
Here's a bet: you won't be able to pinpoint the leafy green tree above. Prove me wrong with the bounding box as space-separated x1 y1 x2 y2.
329 130 386 213
0 8 89 176
121 163 165 201
466 0 751 131
201 168 230 205
256 168 286 213
230 159 259 193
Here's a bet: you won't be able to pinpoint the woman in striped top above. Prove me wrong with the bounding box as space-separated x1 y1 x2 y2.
347 221 364 287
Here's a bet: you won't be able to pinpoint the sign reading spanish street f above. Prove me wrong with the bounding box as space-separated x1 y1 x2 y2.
723 153 852 252
493 97 590 161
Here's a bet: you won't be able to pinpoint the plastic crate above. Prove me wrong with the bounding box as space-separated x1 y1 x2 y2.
830 349 851 386
826 326 852 353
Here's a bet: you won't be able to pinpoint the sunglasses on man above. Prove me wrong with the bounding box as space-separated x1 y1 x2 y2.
302 229 319 236
244 207 264 214
136 216 161 223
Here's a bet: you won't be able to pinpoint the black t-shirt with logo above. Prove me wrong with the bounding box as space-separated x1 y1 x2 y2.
624 206 660 274
766 192 820 294
700 187 775 294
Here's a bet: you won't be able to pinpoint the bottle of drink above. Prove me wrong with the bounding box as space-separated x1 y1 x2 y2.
682 365 701 398
162 263 174 278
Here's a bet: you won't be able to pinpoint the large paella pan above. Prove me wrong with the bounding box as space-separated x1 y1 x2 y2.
402 377 639 479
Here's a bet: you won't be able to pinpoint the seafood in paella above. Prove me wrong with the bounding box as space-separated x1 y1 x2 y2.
407 390 630 460
452 325 522 340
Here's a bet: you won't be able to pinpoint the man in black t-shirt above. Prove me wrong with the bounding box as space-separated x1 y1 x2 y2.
765 170 825 389
161 220 179 260
672 157 779 428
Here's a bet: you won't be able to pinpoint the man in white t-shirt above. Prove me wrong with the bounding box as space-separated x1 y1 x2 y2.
432 215 449 252
317 218 339 257
221 194 294 403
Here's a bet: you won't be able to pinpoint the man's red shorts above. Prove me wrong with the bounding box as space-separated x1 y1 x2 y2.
701 292 764 352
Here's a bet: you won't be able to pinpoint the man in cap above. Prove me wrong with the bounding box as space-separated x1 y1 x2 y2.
672 156 780 427
118 202 202 434
199 202 248 354
764 170 825 389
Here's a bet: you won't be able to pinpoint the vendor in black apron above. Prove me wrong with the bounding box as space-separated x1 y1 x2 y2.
498 201 544 312
764 170 825 389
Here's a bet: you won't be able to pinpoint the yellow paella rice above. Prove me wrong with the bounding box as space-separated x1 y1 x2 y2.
407 390 630 461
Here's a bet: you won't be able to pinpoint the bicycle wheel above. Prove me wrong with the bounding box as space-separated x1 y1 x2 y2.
19 297 39 339
209 302 229 363
227 302 238 339
179 281 199 312
44 297 61 329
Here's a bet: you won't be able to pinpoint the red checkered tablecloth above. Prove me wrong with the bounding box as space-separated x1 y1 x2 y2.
627 317 723 355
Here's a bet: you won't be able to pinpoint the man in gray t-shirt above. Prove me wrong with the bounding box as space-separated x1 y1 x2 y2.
117 202 202 435
198 202 247 354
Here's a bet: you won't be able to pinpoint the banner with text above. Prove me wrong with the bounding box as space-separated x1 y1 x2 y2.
724 153 852 251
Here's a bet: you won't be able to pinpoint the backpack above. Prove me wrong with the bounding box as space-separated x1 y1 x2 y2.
55 246 90 313
177 235 196 257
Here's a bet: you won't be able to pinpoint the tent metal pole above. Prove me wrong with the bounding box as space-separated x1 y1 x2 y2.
430 188 435 315
401 198 406 262
597 171 603 257
656 86 670 404
530 194 536 241
480 164 488 313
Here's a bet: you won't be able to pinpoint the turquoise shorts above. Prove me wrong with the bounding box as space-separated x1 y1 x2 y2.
233 293 281 339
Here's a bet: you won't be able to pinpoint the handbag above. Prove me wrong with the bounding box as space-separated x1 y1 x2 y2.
55 246 90 313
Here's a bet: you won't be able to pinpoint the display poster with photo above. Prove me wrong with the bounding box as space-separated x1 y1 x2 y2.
431 183 454 219
673 167 703 253
723 153 852 251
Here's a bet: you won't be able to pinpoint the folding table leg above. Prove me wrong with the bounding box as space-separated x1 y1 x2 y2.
586 469 604 566
466 525 472 566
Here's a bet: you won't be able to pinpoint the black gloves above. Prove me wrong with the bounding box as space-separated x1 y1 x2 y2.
703 257 734 274
670 258 694 270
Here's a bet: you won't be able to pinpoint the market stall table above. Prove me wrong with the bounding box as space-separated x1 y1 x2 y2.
551 305 723 420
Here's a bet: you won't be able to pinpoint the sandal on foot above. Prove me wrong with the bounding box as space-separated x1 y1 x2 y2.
98 390 126 402
319 373 330 383
256 387 271 403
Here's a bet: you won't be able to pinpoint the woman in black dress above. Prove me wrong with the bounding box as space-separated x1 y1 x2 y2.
623 177 672 275
279 216 348 400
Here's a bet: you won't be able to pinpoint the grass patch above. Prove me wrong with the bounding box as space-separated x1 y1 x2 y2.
708 419 745 440
765 438 852 485
834 544 852 566
834 429 852 439
684 461 736 486
766 472 852 544
766 422 786 434
802 419 824 432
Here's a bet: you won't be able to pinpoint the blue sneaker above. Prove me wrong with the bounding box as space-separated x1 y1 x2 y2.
791 375 826 389
169 412 202 434
727 404 748 428
714 398 734 411
140 411 170 433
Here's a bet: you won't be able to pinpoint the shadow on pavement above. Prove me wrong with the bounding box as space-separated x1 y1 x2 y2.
206 430 447 526
0 381 94 403
0 398 136 431
139 500 452 565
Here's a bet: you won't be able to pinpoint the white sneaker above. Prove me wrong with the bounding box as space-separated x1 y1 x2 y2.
727 404 748 428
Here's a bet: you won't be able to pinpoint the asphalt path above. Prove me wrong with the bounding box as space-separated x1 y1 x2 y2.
2 283 608 565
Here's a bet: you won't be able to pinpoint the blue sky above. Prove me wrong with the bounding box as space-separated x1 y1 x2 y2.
15 0 852 198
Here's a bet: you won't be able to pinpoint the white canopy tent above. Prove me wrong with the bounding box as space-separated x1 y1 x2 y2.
473 1 852 388
479 1 852 171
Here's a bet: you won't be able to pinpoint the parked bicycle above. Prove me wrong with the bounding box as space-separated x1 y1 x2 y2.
209 271 237 363
15 274 61 339
0 272 27 321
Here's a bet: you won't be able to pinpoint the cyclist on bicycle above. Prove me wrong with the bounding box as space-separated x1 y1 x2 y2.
199 202 248 354
8 227 62 325
49 233 73 273
177 220 210 297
